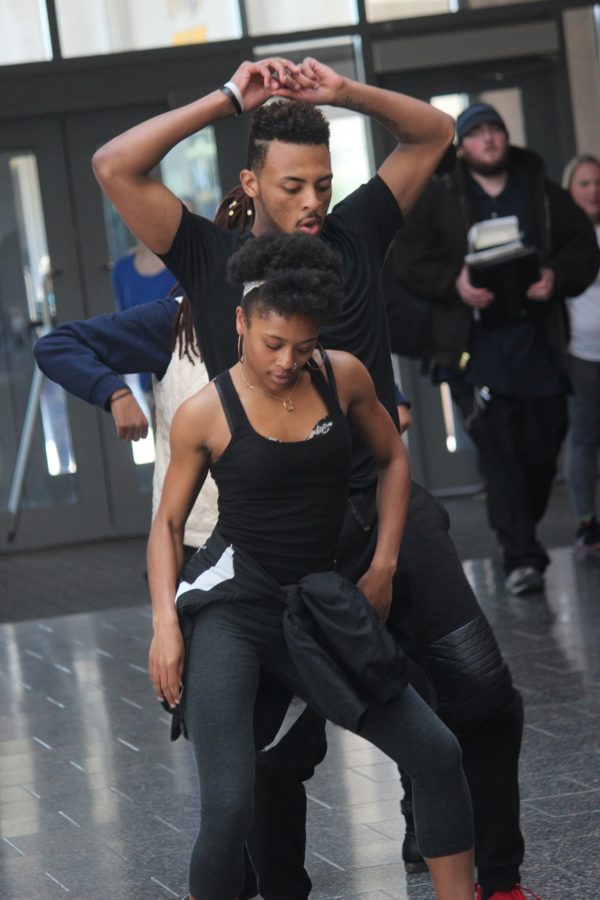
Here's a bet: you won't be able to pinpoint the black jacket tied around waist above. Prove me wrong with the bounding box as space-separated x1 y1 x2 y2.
170 529 407 738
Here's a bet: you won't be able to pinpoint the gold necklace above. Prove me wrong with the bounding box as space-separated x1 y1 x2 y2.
239 361 300 412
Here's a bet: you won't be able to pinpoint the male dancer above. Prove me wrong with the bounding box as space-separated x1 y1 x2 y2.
92 57 530 900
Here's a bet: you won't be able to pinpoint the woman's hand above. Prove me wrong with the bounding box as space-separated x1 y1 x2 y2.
148 619 185 708
357 565 394 622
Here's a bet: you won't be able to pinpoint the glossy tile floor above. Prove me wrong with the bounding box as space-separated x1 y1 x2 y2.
1 544 600 899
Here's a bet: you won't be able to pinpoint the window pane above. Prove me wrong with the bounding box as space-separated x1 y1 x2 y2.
465 0 535 7
55 0 241 58
0 1 52 64
246 0 357 36
329 113 372 206
160 128 222 220
0 153 78 511
366 0 455 22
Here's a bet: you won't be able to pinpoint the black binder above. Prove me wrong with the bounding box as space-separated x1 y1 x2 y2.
468 246 542 328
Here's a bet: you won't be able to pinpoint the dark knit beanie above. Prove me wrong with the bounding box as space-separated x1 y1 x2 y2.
456 103 508 142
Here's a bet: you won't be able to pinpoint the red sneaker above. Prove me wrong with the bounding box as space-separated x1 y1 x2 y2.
475 886 541 900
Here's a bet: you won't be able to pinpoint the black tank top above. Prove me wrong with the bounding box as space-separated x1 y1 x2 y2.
211 362 352 585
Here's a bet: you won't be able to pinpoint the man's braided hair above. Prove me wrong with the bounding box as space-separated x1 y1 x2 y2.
170 186 255 361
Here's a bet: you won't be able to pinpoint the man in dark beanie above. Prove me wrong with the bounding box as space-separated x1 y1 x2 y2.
455 101 508 144
386 102 600 602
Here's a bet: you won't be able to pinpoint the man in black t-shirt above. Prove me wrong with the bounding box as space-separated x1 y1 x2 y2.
93 58 528 900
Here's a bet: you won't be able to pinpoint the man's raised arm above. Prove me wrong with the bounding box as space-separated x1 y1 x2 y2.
92 58 313 254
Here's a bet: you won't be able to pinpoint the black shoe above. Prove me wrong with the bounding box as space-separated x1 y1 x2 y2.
402 827 428 874
400 793 427 874
576 516 600 552
504 566 544 596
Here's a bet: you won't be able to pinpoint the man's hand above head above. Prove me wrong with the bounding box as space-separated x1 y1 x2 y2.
271 57 345 106
229 58 315 112
455 264 495 309
526 266 555 302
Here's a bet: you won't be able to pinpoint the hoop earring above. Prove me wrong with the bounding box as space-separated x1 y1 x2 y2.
237 334 244 363
305 343 325 371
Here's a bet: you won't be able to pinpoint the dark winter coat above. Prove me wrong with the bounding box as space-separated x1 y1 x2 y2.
385 146 600 370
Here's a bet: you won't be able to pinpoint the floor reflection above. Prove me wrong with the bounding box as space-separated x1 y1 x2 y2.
1 545 599 899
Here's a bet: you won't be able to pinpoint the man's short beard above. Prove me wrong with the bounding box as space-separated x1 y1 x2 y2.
462 144 510 177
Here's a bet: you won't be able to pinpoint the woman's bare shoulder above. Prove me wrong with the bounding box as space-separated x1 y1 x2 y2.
171 380 223 446
325 349 370 381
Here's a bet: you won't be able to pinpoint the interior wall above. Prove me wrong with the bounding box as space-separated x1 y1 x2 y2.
479 86 526 147
563 6 600 160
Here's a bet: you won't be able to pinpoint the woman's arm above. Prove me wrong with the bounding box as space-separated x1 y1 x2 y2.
147 391 212 707
332 353 411 620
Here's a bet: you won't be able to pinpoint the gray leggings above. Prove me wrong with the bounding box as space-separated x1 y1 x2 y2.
182 598 473 900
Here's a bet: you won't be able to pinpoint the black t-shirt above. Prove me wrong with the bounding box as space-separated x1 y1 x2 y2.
465 173 565 397
160 175 403 489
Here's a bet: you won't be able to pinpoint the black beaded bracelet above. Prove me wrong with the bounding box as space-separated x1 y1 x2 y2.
220 84 242 117
109 388 132 408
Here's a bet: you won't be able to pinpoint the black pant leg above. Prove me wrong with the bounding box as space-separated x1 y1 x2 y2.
248 674 327 900
451 387 550 573
522 394 568 524
459 691 524 892
397 482 525 891
346 480 525 891
246 755 317 900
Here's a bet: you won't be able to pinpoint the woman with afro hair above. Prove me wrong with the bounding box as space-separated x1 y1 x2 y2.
147 231 475 900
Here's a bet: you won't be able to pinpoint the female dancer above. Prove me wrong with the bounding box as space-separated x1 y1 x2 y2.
562 154 600 551
147 232 474 900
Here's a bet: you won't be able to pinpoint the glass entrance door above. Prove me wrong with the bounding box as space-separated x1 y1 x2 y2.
0 119 112 549
1 101 227 553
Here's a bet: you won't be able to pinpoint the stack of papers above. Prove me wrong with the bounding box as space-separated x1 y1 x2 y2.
464 216 541 327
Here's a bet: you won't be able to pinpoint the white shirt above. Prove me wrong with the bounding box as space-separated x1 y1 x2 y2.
152 347 218 548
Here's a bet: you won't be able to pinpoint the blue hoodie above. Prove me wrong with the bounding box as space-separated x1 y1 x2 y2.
34 297 178 410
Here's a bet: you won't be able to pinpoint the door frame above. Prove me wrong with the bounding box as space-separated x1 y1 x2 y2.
0 117 113 551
